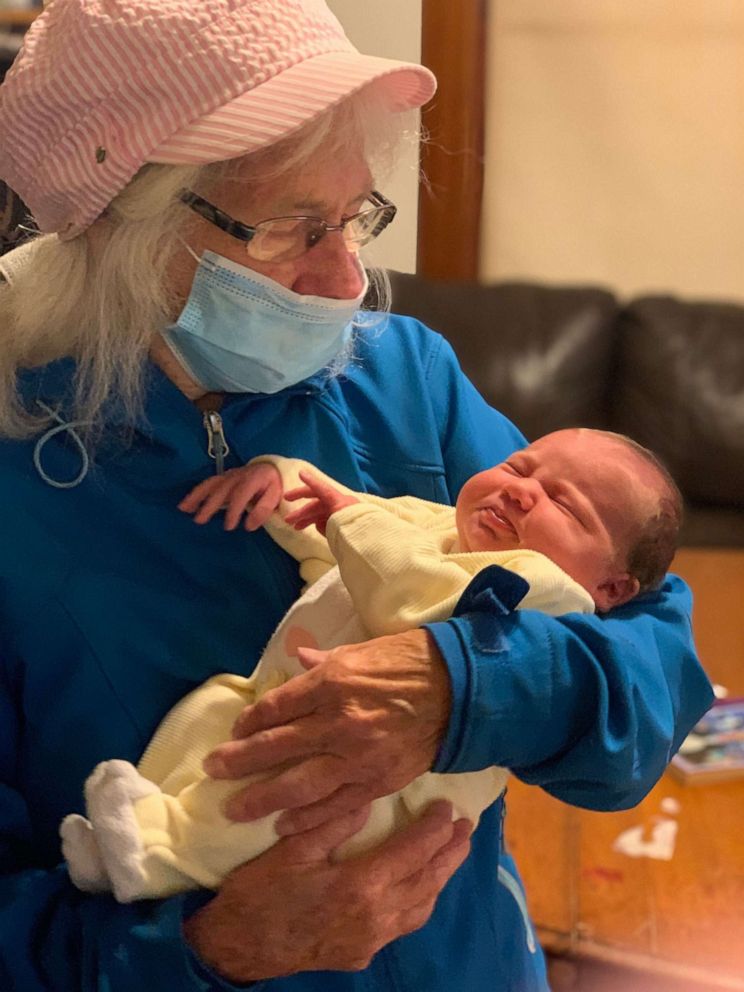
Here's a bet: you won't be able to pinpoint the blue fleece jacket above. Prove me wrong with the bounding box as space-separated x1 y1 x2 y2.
0 315 712 991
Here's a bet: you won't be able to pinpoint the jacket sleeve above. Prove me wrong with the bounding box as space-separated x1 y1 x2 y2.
0 659 262 992
421 333 714 811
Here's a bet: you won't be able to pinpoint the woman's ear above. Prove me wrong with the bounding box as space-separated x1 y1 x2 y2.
594 573 641 613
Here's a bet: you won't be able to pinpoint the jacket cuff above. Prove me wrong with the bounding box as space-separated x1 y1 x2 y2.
425 565 529 774
425 619 471 773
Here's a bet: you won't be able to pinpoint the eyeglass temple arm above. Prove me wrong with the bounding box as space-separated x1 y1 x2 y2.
179 190 257 242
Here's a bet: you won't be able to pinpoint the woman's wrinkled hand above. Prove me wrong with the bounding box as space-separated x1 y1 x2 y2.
184 800 472 982
203 628 452 834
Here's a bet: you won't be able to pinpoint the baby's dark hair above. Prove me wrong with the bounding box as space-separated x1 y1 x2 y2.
592 430 683 594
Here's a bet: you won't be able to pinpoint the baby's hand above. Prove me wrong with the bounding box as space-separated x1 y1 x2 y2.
283 470 359 536
178 463 283 531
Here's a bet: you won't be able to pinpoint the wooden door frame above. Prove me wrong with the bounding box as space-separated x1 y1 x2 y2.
417 0 489 281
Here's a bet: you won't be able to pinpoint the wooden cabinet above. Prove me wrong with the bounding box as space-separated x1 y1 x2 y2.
505 550 744 989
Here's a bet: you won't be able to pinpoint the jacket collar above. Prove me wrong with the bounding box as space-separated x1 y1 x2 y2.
19 356 332 435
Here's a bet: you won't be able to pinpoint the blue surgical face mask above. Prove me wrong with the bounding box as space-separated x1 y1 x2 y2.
162 249 369 394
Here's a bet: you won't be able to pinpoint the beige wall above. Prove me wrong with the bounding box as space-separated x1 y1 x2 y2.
481 0 744 302
326 0 423 274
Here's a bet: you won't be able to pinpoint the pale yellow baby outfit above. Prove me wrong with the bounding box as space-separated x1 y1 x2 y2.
60 456 593 902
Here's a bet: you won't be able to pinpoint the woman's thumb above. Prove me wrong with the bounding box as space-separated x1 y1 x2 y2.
296 645 329 670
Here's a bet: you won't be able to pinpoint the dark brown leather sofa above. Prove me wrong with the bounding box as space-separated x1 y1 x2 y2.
387 271 744 548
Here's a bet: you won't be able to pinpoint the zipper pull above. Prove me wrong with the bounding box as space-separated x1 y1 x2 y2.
203 410 229 476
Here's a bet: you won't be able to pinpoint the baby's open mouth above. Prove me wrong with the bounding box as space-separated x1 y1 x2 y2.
480 505 518 536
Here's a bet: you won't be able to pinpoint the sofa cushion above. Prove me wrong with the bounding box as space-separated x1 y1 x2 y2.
612 296 744 511
388 272 619 443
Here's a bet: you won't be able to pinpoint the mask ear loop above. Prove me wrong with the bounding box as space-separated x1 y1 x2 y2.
180 241 204 266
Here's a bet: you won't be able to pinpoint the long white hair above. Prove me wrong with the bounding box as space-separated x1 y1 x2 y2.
0 89 412 441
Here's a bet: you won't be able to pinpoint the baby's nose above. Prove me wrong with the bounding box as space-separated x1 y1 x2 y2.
502 480 538 512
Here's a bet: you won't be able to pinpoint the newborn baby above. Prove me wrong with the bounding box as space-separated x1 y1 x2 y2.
61 428 681 901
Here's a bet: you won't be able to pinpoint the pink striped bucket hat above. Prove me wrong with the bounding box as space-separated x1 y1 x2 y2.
0 0 436 240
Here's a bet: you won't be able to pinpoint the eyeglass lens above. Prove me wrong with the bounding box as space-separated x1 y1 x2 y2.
247 206 390 263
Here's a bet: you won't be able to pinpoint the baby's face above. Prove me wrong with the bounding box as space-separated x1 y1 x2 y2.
455 430 660 609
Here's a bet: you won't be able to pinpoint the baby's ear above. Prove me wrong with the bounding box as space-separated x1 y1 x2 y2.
594 573 641 613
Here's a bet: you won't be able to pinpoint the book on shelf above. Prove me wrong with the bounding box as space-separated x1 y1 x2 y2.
670 697 744 785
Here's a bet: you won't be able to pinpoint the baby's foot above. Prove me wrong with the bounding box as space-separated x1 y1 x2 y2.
60 813 110 892
82 759 160 902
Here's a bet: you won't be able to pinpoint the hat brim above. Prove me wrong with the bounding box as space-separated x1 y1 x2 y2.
146 50 436 165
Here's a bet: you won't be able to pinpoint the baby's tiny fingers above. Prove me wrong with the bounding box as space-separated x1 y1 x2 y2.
224 496 253 531
284 506 315 526
244 490 281 531
178 478 221 512
284 485 315 502
193 481 236 523
297 471 336 498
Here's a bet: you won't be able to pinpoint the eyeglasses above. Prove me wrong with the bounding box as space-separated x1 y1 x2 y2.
180 189 397 263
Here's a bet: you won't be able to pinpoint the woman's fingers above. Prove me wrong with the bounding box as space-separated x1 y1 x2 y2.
191 800 471 980
295 646 326 670
398 817 472 895
390 832 471 934
275 781 377 835
205 718 327 778
395 895 440 937
392 818 474 939
278 803 372 864
357 801 456 889
230 670 323 739
224 754 348 821
376 812 472 927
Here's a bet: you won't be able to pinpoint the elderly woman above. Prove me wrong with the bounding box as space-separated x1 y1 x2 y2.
0 1 711 990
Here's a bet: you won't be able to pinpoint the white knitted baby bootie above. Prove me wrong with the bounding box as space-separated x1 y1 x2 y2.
62 759 160 903
60 812 109 892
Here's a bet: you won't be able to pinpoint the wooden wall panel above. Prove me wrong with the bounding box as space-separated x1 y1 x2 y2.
418 0 488 281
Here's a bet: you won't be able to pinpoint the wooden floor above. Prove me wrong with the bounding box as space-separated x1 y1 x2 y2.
507 549 744 990
547 954 714 992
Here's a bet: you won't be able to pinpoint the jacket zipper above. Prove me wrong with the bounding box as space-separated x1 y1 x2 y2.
203 410 229 476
